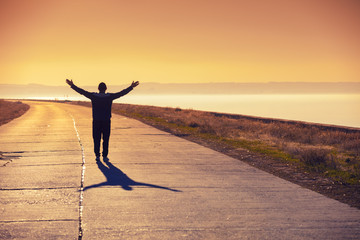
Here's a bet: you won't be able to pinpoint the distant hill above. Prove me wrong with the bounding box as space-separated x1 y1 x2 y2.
132 82 360 94
1 82 360 99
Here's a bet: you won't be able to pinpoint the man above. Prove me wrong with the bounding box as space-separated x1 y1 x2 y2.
66 79 139 161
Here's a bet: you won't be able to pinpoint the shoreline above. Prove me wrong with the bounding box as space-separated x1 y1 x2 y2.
208 111 360 133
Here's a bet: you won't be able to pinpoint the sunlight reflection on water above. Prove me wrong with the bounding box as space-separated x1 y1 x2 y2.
116 94 360 128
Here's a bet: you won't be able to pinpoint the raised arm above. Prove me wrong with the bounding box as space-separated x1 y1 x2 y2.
111 81 139 99
66 79 74 87
66 79 93 99
131 81 140 88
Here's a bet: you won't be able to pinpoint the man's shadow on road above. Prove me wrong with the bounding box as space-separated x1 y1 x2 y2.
83 161 181 192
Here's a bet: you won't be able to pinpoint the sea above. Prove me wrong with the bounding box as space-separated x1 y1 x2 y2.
24 94 360 128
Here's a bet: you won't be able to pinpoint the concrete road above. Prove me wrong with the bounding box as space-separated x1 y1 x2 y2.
1 101 359 239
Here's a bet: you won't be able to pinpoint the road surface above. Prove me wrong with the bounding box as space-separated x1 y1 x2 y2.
1 101 359 239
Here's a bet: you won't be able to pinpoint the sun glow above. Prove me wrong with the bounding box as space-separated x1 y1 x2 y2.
0 0 359 86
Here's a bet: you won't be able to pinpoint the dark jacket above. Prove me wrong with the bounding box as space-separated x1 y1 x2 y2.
71 84 133 121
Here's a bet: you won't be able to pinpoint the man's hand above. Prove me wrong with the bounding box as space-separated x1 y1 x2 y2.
66 79 74 86
131 81 139 88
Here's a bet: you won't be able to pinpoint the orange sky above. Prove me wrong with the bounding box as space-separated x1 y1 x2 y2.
0 0 359 86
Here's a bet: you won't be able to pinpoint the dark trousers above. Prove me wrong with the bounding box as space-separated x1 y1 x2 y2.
92 120 111 157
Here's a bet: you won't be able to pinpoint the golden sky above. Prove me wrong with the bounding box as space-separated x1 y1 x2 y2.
1 0 359 86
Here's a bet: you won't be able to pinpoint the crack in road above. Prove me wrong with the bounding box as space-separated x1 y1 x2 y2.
0 187 78 191
0 219 78 223
70 114 86 240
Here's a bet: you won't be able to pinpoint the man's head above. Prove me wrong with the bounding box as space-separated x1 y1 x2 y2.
98 82 107 93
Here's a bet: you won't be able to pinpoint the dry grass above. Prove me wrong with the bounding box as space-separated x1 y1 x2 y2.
0 100 30 126
72 101 360 185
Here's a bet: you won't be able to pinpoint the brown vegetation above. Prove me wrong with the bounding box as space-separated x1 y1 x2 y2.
70 101 360 208
0 100 30 126
114 104 360 180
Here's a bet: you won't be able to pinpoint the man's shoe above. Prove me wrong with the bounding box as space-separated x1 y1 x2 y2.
103 156 109 162
95 156 100 162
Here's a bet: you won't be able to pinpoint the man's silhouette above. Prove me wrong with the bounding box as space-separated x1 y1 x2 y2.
66 79 139 161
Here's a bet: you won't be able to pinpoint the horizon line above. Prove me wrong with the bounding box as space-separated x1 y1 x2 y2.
1 81 360 87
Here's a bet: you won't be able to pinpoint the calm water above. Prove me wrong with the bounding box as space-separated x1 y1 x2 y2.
116 94 360 128
23 94 360 128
